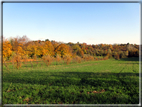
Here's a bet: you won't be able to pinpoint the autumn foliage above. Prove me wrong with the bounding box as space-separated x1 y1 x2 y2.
56 54 62 65
83 54 94 61
3 39 12 59
63 54 72 65
42 55 53 66
74 56 82 63
11 53 22 69
55 44 72 58
2 36 139 69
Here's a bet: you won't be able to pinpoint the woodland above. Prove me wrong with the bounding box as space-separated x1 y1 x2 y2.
3 35 139 69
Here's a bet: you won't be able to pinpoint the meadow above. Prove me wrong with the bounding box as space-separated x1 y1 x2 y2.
3 57 139 104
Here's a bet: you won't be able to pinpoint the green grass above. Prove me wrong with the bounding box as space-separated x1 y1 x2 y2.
3 57 139 104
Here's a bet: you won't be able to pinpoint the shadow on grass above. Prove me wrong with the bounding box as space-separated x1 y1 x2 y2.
3 71 139 87
119 57 139 61
3 71 139 104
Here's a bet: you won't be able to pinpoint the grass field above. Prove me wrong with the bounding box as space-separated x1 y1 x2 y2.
3 57 139 104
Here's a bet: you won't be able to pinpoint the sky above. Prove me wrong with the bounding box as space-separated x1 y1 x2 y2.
3 2 140 45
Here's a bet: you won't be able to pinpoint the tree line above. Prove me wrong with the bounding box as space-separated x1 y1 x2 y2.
3 36 139 69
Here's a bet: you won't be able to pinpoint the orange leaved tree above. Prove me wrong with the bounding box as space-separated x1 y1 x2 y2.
3 39 12 60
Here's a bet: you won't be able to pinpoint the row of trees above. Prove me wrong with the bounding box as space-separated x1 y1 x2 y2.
3 36 139 62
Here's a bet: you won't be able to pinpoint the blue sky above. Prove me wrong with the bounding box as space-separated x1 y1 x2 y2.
3 3 140 45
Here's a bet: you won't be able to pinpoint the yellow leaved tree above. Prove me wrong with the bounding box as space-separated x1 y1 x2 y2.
42 41 54 56
55 44 72 58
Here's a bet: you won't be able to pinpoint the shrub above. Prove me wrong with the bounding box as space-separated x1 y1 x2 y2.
63 54 72 65
83 54 94 61
114 54 120 60
103 55 109 60
95 57 98 61
103 57 108 60
88 55 94 61
3 58 9 70
83 55 89 61
42 55 53 66
56 54 62 65
120 52 127 58
74 56 82 63
11 53 22 69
